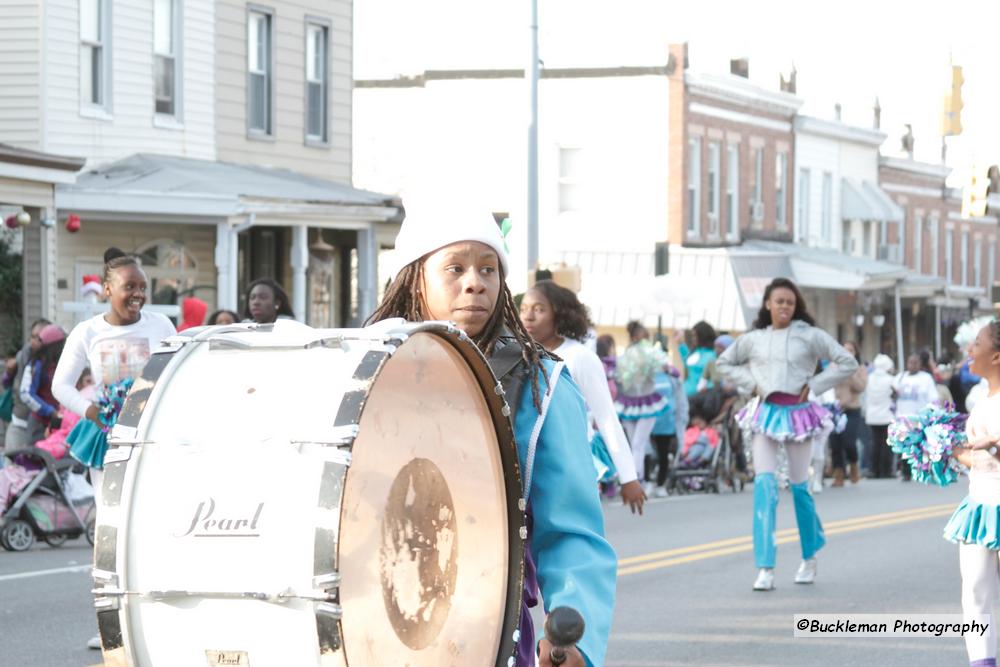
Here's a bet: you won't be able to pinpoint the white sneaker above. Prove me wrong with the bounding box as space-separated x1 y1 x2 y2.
654 485 668 498
752 568 775 591
642 481 655 496
811 475 823 494
794 558 817 584
87 635 102 649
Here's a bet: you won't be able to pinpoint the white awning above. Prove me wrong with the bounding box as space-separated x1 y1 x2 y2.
742 240 908 291
841 178 904 223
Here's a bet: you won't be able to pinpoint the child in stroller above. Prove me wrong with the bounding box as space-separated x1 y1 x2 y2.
679 417 720 469
0 445 95 551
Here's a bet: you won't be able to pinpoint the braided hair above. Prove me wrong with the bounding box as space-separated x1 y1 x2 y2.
367 260 549 410
990 320 1000 352
102 247 141 284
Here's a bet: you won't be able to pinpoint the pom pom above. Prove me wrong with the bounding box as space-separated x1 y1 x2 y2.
954 316 995 351
888 403 968 486
96 377 134 433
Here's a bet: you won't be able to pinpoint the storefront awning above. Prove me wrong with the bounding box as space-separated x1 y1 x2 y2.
841 178 904 223
741 240 908 291
556 246 786 333
899 273 947 299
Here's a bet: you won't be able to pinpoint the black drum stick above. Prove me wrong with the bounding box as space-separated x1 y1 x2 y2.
544 606 585 665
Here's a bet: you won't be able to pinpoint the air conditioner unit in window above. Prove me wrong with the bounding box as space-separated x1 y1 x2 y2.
751 201 764 222
993 282 1000 307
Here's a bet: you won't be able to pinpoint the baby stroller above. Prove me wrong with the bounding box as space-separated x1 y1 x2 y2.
666 387 745 494
0 447 96 551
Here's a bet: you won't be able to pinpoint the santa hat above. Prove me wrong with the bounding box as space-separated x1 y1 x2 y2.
387 202 509 282
81 274 102 298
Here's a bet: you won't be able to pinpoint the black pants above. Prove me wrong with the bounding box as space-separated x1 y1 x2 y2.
829 408 861 469
869 424 894 479
652 434 678 486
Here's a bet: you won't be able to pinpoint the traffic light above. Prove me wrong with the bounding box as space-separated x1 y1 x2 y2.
964 167 989 218
942 65 964 137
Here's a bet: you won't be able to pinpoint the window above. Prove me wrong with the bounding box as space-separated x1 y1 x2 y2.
775 153 787 229
707 142 720 236
558 147 584 213
821 172 832 244
751 147 763 224
305 21 328 143
945 229 954 283
726 144 739 240
247 9 273 135
797 168 810 242
913 215 923 273
928 216 939 277
687 138 701 235
974 237 983 287
898 214 907 263
154 0 179 116
961 229 969 285
862 221 872 257
80 0 109 108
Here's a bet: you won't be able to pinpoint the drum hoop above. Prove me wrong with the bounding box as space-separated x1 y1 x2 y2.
96 321 526 667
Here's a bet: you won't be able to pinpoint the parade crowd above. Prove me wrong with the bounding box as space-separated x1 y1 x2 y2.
1 219 999 667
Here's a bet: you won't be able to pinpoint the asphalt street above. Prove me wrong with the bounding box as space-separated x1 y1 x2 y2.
0 478 978 666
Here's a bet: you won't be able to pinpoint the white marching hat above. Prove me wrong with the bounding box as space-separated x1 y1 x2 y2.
387 201 509 281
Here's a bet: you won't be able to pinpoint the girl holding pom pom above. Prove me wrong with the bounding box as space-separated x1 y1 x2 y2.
945 320 1000 667
51 247 175 650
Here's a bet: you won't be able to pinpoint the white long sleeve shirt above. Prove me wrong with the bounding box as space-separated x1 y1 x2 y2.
52 312 176 418
891 370 938 418
555 337 638 484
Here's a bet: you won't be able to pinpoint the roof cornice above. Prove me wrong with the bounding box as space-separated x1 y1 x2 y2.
685 72 803 118
879 156 952 179
795 115 886 147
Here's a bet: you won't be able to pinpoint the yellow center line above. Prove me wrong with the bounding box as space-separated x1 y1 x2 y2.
618 503 955 577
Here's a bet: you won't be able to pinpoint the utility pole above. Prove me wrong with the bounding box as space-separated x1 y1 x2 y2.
527 0 539 273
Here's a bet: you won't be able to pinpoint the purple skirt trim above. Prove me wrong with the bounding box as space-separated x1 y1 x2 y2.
737 397 833 442
615 392 668 421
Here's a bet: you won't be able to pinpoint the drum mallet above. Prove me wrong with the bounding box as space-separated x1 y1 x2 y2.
543 606 585 665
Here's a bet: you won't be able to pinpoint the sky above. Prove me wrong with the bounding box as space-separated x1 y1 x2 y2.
354 0 1000 185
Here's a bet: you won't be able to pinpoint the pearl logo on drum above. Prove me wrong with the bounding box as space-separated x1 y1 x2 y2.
177 498 264 538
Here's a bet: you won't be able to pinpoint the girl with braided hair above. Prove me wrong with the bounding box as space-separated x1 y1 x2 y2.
368 206 616 667
945 320 1000 667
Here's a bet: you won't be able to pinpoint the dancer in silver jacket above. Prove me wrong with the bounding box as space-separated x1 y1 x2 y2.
717 277 857 591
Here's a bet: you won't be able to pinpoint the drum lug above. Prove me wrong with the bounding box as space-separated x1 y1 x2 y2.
493 382 506 396
109 425 138 443
103 445 133 464
501 402 511 417
312 571 342 592
316 601 343 620
92 568 122 610
518 498 526 512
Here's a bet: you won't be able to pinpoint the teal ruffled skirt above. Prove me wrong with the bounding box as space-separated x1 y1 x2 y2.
943 496 1000 549
591 433 617 483
67 419 109 470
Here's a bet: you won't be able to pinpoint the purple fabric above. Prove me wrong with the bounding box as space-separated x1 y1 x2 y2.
616 392 664 408
969 659 996 667
515 504 539 667
765 392 801 406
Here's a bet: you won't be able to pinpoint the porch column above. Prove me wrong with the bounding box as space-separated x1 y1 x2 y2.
357 225 378 324
894 282 905 371
935 304 942 360
215 223 238 312
291 225 308 323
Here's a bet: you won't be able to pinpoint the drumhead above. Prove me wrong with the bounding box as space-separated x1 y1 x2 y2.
340 331 511 664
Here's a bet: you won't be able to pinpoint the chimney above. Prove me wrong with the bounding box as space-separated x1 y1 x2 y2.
873 97 881 130
667 42 688 76
834 103 842 121
730 57 749 78
779 65 797 94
